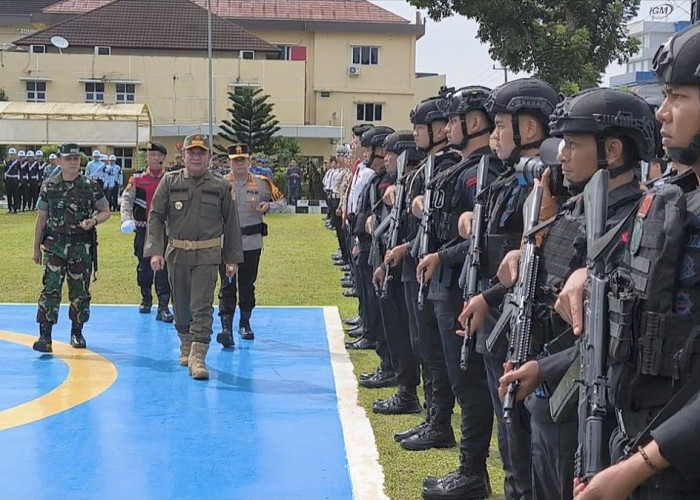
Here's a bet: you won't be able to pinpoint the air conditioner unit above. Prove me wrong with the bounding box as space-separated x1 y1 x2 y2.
239 50 255 60
348 65 361 76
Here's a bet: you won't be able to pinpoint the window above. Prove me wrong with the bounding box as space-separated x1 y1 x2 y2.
30 45 46 53
115 83 135 104
352 46 379 65
356 103 383 122
277 45 292 60
85 82 105 103
239 50 255 60
26 81 46 102
113 147 133 169
94 46 111 55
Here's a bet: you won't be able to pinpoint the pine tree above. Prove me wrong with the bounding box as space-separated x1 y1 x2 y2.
217 87 280 153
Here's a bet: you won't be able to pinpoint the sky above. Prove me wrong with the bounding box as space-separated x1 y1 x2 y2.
370 0 693 88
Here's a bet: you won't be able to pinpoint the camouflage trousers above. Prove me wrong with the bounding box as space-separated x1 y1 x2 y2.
37 240 93 325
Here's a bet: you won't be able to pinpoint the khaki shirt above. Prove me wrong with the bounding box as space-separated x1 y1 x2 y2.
144 169 243 266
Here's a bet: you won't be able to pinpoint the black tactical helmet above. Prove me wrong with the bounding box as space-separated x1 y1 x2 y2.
448 86 492 117
652 23 700 165
549 88 657 162
383 130 426 164
360 126 395 148
352 123 375 137
485 78 560 127
652 22 700 85
409 97 450 125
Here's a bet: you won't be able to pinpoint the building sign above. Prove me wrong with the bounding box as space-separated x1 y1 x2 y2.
649 3 674 19
17 28 38 35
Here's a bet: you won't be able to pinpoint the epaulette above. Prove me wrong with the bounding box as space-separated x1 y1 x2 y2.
258 175 285 201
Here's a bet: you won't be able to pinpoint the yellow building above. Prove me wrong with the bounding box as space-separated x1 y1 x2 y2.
1 0 442 162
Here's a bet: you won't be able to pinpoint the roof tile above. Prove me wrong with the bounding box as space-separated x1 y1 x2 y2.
17 0 280 52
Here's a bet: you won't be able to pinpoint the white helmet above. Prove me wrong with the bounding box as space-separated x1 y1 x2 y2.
100 154 108 161
8 148 16 155
48 153 57 160
18 150 25 157
335 143 351 157
108 154 117 161
92 149 101 157
26 150 34 157
35 150 43 156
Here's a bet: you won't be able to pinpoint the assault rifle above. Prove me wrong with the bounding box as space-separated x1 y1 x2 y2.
412 154 435 310
575 169 611 482
368 184 386 297
378 151 408 299
502 185 543 422
458 156 490 370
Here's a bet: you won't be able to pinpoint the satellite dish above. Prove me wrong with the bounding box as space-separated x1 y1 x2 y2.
50 36 69 53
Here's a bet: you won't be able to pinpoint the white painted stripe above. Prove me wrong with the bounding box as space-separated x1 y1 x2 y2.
323 306 388 500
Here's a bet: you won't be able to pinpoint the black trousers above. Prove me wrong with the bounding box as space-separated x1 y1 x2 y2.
5 179 20 213
378 269 420 388
407 281 455 414
403 278 433 409
134 228 170 301
356 249 392 370
21 181 30 210
433 286 493 464
218 248 261 316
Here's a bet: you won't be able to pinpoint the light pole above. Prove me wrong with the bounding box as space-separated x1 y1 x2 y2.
493 64 508 83
207 0 214 151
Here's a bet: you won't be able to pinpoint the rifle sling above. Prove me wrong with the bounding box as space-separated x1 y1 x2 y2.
624 367 700 456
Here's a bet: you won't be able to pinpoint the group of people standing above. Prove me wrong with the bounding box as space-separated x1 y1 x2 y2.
2 148 62 213
28 135 285 382
85 150 124 212
330 22 700 500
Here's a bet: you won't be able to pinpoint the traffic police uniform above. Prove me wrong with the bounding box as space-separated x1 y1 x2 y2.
3 148 21 214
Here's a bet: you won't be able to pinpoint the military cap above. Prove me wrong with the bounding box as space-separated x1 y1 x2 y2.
228 143 250 159
59 143 81 157
182 134 209 151
140 141 168 155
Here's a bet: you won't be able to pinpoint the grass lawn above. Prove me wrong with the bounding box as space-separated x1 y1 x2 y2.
0 211 505 500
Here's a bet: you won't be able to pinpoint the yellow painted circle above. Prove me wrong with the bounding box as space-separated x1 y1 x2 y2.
0 330 118 432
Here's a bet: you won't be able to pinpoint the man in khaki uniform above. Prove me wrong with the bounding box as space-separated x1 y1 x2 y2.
144 134 243 380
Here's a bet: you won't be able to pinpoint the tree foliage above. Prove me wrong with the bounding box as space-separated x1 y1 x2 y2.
409 0 641 93
217 87 280 153
264 136 302 163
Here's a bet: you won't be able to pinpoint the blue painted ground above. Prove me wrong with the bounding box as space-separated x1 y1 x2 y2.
0 305 353 500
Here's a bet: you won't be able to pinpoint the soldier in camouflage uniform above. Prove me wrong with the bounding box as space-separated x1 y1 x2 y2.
32 143 111 353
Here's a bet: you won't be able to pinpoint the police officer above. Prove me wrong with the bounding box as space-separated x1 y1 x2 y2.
27 150 42 210
388 95 462 453
3 148 21 214
121 141 173 321
44 154 61 180
414 87 506 500
216 143 286 347
144 134 243 379
85 150 105 188
20 150 32 211
458 78 561 499
554 23 700 500
32 143 111 352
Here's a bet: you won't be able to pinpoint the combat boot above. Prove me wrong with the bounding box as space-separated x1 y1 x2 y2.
216 314 235 348
188 342 209 380
155 296 173 322
401 408 456 451
176 329 193 366
139 289 152 314
32 323 53 353
70 322 86 349
372 385 422 415
239 310 255 340
422 454 490 500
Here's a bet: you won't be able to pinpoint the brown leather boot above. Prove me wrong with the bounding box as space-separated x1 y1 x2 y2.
188 342 209 380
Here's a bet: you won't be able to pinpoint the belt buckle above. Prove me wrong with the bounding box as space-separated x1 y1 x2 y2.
183 240 196 251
